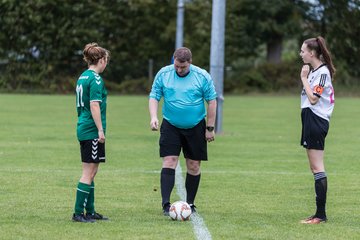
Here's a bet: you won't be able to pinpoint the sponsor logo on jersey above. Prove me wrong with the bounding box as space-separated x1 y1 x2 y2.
79 76 89 80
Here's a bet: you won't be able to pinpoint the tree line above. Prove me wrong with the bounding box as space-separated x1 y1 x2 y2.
0 0 359 93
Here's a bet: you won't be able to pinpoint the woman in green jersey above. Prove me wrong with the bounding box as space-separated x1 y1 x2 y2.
72 43 110 223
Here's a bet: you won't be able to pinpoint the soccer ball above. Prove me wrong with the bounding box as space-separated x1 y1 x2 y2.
169 201 192 221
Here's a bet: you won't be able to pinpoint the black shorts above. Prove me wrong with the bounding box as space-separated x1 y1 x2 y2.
80 139 105 163
159 119 207 161
300 108 329 150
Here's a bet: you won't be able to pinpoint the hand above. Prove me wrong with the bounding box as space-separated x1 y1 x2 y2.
205 130 215 142
300 64 310 81
98 130 105 143
150 118 159 131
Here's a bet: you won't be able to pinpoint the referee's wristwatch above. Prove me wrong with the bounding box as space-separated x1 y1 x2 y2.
206 126 215 132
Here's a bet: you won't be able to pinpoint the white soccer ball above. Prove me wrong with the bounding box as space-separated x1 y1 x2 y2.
169 201 192 221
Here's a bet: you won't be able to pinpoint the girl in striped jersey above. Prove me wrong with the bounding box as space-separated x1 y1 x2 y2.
299 36 335 224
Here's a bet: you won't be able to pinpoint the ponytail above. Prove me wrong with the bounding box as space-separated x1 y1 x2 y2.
304 36 336 79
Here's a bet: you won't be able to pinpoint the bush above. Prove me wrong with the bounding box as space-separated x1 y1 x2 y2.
106 77 150 94
225 60 301 93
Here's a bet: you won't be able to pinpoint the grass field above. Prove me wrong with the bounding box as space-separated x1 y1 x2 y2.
0 94 359 240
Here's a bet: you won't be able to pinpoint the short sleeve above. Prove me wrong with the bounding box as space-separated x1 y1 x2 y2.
90 74 104 102
312 73 328 98
202 72 217 101
149 72 164 101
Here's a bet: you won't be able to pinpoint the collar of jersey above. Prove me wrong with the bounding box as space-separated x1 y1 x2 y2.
176 71 190 78
311 63 326 73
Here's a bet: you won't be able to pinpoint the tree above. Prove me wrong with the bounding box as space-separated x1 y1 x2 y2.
226 0 303 64
0 0 177 91
0 0 359 92
308 0 360 78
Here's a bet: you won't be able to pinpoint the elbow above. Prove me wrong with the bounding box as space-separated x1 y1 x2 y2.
208 99 217 105
309 98 319 105
90 101 100 111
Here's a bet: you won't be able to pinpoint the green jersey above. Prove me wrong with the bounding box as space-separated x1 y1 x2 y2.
76 69 107 141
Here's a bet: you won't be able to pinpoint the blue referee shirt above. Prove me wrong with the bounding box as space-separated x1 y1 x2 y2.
149 64 217 129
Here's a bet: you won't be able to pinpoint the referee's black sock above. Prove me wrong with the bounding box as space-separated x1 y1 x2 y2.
186 173 201 205
314 172 327 219
160 168 175 206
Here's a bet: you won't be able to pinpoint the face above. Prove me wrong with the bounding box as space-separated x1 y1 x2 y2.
299 43 312 64
174 59 191 76
98 56 108 73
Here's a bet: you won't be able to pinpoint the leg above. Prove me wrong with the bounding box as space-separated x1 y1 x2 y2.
74 163 99 215
307 149 325 173
80 162 99 184
307 149 327 220
158 119 182 214
161 156 178 208
186 158 201 176
73 163 99 223
185 159 201 207
82 163 98 214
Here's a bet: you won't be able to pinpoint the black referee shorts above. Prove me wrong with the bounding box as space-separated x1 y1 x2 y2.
159 119 207 161
300 108 329 150
80 139 106 163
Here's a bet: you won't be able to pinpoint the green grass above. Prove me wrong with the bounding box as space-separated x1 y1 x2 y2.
0 94 359 239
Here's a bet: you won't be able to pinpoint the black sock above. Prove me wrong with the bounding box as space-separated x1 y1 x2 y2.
160 168 175 206
314 172 327 218
185 173 201 205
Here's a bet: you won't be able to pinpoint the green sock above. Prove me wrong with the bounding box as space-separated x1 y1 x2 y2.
74 182 91 215
85 181 95 214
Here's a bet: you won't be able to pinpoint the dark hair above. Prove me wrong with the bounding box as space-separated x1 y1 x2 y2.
304 36 336 78
83 42 110 66
173 47 192 62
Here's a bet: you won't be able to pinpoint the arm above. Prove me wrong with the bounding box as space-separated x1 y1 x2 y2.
206 99 217 127
90 101 105 143
149 98 159 131
205 99 217 142
301 65 319 105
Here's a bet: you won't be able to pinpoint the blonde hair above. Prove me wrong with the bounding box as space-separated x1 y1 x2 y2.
83 42 110 66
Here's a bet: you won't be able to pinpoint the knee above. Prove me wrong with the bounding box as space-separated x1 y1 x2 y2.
310 165 325 173
81 170 97 183
162 156 178 169
91 170 98 179
187 161 200 175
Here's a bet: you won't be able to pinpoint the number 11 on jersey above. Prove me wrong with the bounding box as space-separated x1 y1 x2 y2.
76 84 84 107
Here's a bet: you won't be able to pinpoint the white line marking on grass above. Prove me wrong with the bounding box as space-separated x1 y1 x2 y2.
175 163 212 240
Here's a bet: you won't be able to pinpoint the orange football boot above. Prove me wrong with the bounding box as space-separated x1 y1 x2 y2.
300 215 327 224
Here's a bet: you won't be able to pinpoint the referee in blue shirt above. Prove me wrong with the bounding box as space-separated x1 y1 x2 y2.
149 47 217 215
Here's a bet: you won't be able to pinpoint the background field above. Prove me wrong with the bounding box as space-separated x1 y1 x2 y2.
0 94 359 239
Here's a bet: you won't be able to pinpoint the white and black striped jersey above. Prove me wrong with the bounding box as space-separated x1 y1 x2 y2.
301 64 335 121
